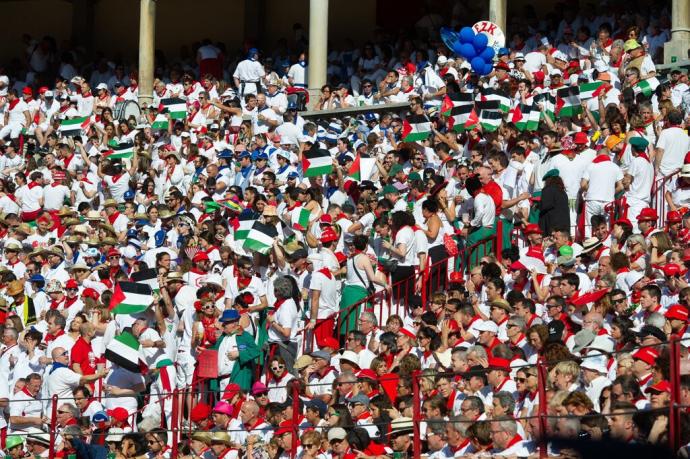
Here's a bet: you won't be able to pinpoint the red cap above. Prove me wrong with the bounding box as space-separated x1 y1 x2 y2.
400 326 416 339
52 170 66 181
636 207 658 222
632 347 659 366
495 62 510 71
221 383 241 400
683 248 690 262
319 214 332 224
107 407 130 422
662 263 682 277
645 380 671 394
510 260 527 271
614 218 633 227
316 336 340 350
274 425 292 437
667 210 682 223
22 87 32 96
533 71 545 83
107 248 120 258
356 369 378 381
665 304 689 321
190 403 212 422
38 86 49 94
523 223 542 235
82 287 99 301
335 252 347 265
65 279 79 290
192 251 210 263
684 151 690 164
487 357 511 372
573 132 589 145
449 271 463 283
320 227 338 243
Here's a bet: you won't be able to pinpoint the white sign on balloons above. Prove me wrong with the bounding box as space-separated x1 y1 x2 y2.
473 21 506 54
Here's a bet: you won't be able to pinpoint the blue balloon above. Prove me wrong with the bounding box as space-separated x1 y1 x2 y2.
460 43 477 59
480 47 495 61
473 33 489 51
459 27 476 44
452 42 464 56
482 62 494 75
471 57 486 74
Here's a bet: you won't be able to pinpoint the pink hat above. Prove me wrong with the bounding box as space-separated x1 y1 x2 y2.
212 401 233 416
251 381 268 396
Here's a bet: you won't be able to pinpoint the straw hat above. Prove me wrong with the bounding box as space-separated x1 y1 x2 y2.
14 224 33 236
6 280 24 297
63 218 81 227
72 224 90 236
103 199 118 209
210 431 232 446
159 209 175 220
165 272 186 284
85 210 102 221
262 205 278 217
57 207 76 217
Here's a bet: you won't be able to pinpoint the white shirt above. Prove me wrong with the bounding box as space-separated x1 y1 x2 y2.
657 127 689 176
103 366 144 414
309 269 339 319
471 193 496 227
582 159 623 202
393 226 416 266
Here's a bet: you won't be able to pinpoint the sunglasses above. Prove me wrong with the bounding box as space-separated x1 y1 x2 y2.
515 377 527 383
271 365 285 371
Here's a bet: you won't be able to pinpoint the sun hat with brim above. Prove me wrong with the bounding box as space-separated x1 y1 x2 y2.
580 237 603 254
164 150 181 161
191 432 212 444
680 164 690 178
623 39 642 52
523 223 542 235
490 299 513 313
390 417 414 435
637 207 658 221
210 432 233 446
6 280 24 296
293 355 314 370
27 431 51 447
85 210 102 221
476 320 498 334
328 427 348 441
14 223 33 235
339 350 360 367
212 401 233 416
572 329 596 353
557 255 576 267
165 272 186 284
262 205 278 217
581 356 608 374
645 380 671 394
5 435 23 450
356 369 378 381
103 199 118 208
585 335 615 354
399 325 416 339
487 357 511 372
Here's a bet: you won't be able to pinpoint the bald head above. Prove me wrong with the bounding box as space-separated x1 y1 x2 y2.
52 347 69 364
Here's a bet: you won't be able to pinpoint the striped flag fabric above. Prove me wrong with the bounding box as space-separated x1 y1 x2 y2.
479 110 503 132
150 114 169 130
109 282 153 315
104 331 144 373
555 86 581 118
106 142 135 160
302 148 333 177
448 104 477 132
158 97 187 119
441 92 474 116
578 81 605 100
633 77 660 98
291 207 311 231
348 154 361 180
402 114 432 142
235 211 258 241
534 93 556 122
58 116 91 137
243 221 279 255
511 103 541 132
480 88 511 113
130 268 159 294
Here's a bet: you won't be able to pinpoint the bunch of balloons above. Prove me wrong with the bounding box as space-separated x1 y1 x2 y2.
440 26 495 76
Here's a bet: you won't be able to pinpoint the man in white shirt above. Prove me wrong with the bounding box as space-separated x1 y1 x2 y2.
581 146 624 235
233 48 265 97
46 347 104 420
625 137 654 224
655 110 689 177
0 89 31 140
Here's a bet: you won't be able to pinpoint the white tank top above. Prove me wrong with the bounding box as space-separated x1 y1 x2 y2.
345 254 369 288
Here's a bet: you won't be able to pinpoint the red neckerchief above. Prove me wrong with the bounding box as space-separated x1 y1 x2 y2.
8 99 20 111
189 267 207 275
510 333 526 347
287 202 302 211
269 370 289 384
630 251 644 263
592 154 611 163
64 296 79 309
237 275 252 290
107 211 121 225
494 377 511 392
21 386 35 399
503 434 523 449
266 298 287 329
354 411 372 422
63 153 75 168
446 390 458 411
453 438 471 453
111 173 124 183
49 298 65 310
45 329 65 343
642 226 656 238
318 365 336 378
27 181 41 189
129 84 138 92
245 417 267 432
512 277 529 292
638 373 653 386
318 267 333 280
485 337 501 352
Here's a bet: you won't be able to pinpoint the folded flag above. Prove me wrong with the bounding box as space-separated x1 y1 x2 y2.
479 88 511 113
402 114 432 142
511 103 541 132
479 110 503 132
633 77 660 98
447 104 477 132
106 141 135 160
555 86 581 118
578 81 605 100
109 282 153 315
158 97 187 120
130 268 160 294
104 331 144 373
150 114 169 130
58 116 91 137
302 148 333 177
235 212 257 241
243 221 279 254
291 207 312 231
534 93 556 122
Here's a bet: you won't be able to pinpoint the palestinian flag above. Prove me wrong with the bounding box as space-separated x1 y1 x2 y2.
511 104 540 132
150 114 169 130
130 268 160 294
106 142 135 160
534 93 556 122
633 77 660 98
555 86 581 118
158 97 187 119
479 110 503 132
348 154 361 180
104 331 144 373
402 114 432 142
235 212 257 241
243 221 279 255
448 104 477 132
578 81 605 100
109 282 153 315
479 88 511 113
205 199 242 214
441 93 474 116
291 207 311 231
302 148 333 177
58 116 91 137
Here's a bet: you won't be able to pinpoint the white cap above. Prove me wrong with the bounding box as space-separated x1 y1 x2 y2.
44 90 53 97
96 83 108 90
550 69 563 77
580 354 608 374
553 51 568 62
121 245 138 259
437 55 448 65
202 273 223 287
0 75 8 85
476 320 498 334
514 52 525 61
180 132 191 138
339 350 360 366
